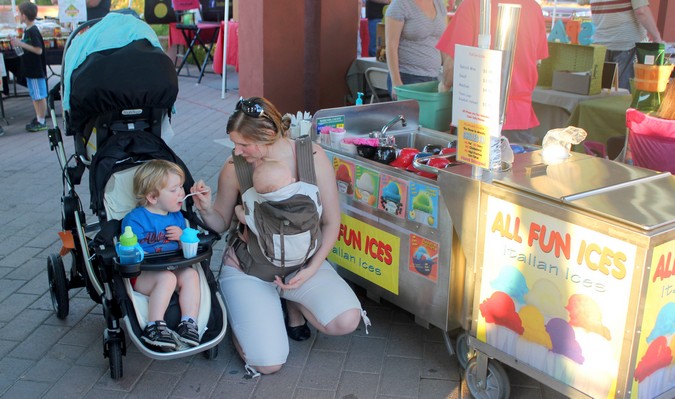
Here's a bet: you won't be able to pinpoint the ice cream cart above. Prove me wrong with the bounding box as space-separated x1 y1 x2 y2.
439 151 675 399
314 100 472 343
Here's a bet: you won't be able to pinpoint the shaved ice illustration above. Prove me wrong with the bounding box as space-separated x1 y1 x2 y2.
515 305 552 370
566 294 611 340
635 336 672 382
409 191 434 225
546 318 584 364
335 164 353 195
412 246 435 275
380 181 402 215
481 291 524 356
355 172 376 205
480 291 524 334
491 266 528 304
646 302 675 344
524 279 567 319
519 305 552 348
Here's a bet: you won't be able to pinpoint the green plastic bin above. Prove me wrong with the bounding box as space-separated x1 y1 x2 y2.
395 81 452 132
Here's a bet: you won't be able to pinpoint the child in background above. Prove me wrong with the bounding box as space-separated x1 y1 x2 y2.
121 160 201 351
11 2 48 132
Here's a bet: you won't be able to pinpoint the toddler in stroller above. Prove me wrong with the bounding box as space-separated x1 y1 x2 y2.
45 13 226 379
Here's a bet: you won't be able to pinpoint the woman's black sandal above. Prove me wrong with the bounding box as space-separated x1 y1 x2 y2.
281 299 311 341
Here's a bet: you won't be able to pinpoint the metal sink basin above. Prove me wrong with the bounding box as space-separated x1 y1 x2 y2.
389 128 456 151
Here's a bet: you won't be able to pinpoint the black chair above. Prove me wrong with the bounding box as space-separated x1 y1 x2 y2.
171 0 220 84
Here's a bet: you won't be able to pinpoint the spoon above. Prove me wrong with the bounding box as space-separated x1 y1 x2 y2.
181 189 210 202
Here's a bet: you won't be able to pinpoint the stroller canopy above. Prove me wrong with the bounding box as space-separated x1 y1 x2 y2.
63 13 178 133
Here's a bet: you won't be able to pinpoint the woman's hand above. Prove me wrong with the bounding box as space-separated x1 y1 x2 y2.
165 225 183 242
274 266 318 291
191 180 212 212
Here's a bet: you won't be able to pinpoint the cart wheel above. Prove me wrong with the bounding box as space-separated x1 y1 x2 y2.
203 345 218 360
455 332 476 370
47 254 69 319
464 357 510 399
109 340 123 380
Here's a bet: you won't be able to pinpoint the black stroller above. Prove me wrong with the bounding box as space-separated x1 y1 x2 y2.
46 13 226 379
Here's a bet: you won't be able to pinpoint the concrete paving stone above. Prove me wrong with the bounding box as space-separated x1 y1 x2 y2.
385 324 426 359
389 304 418 326
419 378 461 399
45 343 89 363
82 388 129 399
353 302 394 339
0 357 35 388
146 355 193 374
0 278 25 302
16 269 49 295
29 290 61 312
75 338 112 369
312 331 352 352
7 324 70 360
0 266 11 278
42 364 106 399
283 336 313 369
0 292 39 321
169 354 226 398
420 342 458 381
58 313 106 347
208 375 257 399
378 356 423 397
0 234 32 257
297 350 346 390
0 246 42 268
336 370 380 399
293 387 337 399
126 370 180 398
0 339 19 359
343 335 386 373
44 296 97 327
19 355 72 383
424 325 448 343
250 364 301 398
0 379 51 399
93 350 152 392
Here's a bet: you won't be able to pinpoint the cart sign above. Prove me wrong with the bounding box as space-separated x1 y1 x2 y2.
330 213 400 294
478 196 637 399
631 240 675 399
452 45 502 170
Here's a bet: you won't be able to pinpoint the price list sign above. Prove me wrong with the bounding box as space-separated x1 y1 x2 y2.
452 45 502 169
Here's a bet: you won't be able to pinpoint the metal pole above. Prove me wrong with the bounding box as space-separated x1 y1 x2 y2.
472 0 491 178
220 0 230 99
494 4 521 129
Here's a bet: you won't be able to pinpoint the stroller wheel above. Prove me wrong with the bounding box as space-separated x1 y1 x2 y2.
108 340 123 380
203 345 218 360
47 254 69 319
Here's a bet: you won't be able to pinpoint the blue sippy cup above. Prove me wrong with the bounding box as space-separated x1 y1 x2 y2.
116 226 144 264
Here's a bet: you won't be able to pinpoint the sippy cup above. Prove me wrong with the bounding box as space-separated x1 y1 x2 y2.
116 226 144 264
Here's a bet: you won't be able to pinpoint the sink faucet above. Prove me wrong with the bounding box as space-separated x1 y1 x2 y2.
374 115 407 146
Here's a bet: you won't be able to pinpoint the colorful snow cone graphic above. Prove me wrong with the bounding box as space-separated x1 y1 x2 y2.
412 246 435 275
409 191 434 225
566 294 611 340
490 266 528 305
519 305 552 349
355 170 376 206
480 291 524 334
635 336 672 383
634 302 675 398
646 302 675 343
524 278 567 319
335 163 354 195
546 318 584 364
380 181 402 215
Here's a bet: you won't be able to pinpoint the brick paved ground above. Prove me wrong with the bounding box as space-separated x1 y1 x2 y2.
0 66 567 399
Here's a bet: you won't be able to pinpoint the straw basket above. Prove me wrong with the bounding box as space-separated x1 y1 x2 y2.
633 64 674 92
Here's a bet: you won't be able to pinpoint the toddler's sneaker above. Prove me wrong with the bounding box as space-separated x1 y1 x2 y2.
142 320 176 352
176 318 200 347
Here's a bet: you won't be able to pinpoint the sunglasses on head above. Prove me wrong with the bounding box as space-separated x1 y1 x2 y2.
236 97 268 119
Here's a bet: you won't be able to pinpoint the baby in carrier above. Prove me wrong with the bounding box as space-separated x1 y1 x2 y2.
235 159 322 271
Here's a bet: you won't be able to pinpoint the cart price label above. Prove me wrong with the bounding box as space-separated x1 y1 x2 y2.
330 214 400 294
477 196 637 399
407 182 439 229
316 115 345 135
457 120 490 168
631 240 675 399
